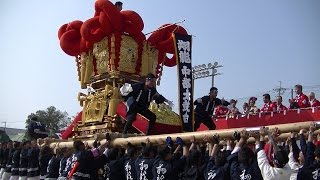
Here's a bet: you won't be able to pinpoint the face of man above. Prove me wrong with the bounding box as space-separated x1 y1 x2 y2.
249 100 255 107
145 78 156 89
263 96 269 103
276 96 282 105
25 143 31 149
210 90 218 98
116 4 122 11
295 86 302 95
309 93 315 101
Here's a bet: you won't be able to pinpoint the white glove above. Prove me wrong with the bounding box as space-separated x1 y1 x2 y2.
120 83 133 96
196 98 202 104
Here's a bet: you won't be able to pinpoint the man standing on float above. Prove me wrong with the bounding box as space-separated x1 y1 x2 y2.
193 87 222 131
120 73 173 136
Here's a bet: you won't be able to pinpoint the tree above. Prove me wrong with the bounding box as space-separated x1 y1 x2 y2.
25 106 72 133
0 129 10 142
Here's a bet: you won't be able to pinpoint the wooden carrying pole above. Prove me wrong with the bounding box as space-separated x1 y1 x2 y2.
49 121 318 149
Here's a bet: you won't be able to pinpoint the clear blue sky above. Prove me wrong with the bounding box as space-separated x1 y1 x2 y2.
0 0 319 129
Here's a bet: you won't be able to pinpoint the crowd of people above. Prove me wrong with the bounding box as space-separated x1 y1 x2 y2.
193 84 320 131
0 123 319 180
1 72 318 180
202 85 320 119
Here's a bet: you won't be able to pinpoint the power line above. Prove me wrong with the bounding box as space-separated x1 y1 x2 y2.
235 84 320 100
272 81 289 97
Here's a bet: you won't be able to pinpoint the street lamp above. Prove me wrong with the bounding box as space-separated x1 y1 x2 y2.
192 61 223 87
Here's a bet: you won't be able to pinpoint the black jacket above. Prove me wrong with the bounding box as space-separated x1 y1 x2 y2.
152 155 186 180
104 157 126 180
0 149 3 168
58 157 69 178
11 149 20 175
46 156 61 178
135 155 155 180
124 158 137 180
27 121 48 139
1 148 9 169
39 154 52 176
194 96 222 117
205 157 230 180
5 148 14 172
27 147 40 177
19 149 29 176
71 150 107 180
125 83 165 112
227 152 263 180
297 142 319 180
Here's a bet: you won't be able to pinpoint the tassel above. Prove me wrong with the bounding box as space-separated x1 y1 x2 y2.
136 90 143 102
148 89 151 102
205 102 210 112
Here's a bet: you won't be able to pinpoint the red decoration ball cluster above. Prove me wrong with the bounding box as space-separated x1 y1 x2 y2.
58 0 188 68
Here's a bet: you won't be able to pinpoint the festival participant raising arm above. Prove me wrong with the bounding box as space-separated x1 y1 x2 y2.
297 123 320 180
135 138 156 180
123 143 138 180
205 134 230 180
228 130 263 180
67 137 110 180
46 147 67 179
286 132 302 180
257 127 291 180
152 136 188 180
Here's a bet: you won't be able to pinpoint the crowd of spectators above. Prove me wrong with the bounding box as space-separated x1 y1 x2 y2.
210 84 320 118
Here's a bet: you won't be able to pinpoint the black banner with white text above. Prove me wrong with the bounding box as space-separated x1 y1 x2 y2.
174 33 193 132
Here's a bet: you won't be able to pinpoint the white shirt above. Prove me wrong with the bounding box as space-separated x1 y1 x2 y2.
288 152 303 180
257 150 292 180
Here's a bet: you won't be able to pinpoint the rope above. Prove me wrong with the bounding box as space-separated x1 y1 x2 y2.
144 20 186 36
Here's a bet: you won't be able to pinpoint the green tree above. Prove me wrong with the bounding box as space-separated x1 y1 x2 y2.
25 106 72 133
0 129 10 142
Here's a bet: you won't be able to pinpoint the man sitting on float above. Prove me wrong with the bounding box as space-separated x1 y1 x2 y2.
120 73 173 136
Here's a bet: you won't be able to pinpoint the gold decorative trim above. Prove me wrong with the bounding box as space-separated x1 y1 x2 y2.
140 42 159 76
110 34 116 71
118 35 138 74
93 37 109 74
79 52 94 89
149 102 181 126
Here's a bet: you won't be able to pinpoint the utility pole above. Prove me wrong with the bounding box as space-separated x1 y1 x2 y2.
192 61 223 87
273 81 288 97
1 121 6 132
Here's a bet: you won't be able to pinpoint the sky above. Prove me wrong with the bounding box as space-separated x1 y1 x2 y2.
0 0 319 129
